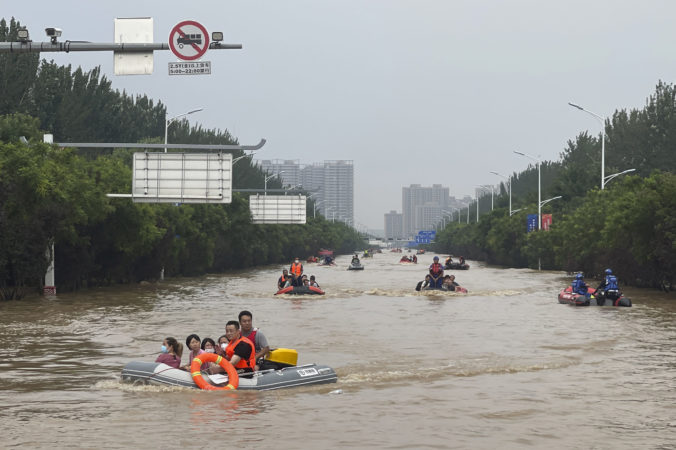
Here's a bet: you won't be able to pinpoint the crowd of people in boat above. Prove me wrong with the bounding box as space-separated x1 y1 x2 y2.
277 257 321 289
156 310 272 376
400 255 418 263
443 255 466 268
418 255 464 291
570 268 622 301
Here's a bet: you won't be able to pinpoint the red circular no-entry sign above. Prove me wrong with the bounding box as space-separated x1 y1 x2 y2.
169 20 210 61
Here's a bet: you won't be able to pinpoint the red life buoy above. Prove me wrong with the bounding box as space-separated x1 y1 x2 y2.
190 353 239 390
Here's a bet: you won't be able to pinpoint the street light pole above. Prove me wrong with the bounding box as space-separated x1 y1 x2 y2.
514 151 541 230
264 170 285 196
165 108 204 153
232 152 256 166
569 102 606 189
475 185 492 221
313 200 325 219
490 171 511 216
604 168 636 186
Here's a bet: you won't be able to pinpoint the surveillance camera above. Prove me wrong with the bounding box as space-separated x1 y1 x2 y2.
45 27 62 37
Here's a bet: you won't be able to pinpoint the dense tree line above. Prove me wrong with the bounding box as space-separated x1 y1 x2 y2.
435 82 676 291
0 19 364 299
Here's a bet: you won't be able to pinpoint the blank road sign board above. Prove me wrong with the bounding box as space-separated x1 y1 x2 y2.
132 152 232 203
249 195 307 224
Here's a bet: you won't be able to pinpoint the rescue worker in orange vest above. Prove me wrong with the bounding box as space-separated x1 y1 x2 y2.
277 269 291 290
289 257 304 287
429 256 444 288
223 320 256 375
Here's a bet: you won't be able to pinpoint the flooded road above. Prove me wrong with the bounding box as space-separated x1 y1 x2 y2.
1 251 675 449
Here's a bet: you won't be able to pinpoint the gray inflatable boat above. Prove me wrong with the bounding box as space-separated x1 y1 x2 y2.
121 361 337 391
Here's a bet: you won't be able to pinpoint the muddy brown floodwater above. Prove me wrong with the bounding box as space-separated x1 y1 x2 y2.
1 252 675 449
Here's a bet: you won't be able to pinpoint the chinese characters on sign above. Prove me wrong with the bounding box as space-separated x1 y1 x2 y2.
541 214 553 231
168 61 212 75
526 214 553 232
527 214 538 232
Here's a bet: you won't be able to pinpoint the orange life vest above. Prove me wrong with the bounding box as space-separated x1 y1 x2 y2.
290 262 303 276
225 336 256 370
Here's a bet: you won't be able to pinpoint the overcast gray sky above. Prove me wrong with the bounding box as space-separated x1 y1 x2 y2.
7 1 676 228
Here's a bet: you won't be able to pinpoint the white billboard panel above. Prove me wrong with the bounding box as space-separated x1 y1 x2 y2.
114 18 154 75
132 152 232 203
249 195 306 224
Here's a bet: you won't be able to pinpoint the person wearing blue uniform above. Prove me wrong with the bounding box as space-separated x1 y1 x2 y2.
572 273 591 297
597 269 620 301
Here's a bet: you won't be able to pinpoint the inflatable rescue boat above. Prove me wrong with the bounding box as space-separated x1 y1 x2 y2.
275 285 325 295
558 286 632 307
121 349 337 391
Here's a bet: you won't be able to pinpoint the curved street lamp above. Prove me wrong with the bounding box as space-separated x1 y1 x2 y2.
490 171 511 216
540 195 562 208
569 102 606 189
264 171 284 195
475 185 493 221
165 107 204 153
232 152 257 166
604 168 635 186
514 150 541 230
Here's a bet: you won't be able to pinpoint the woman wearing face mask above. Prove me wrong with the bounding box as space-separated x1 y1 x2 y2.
216 334 229 357
201 337 217 353
199 338 217 371
155 337 182 368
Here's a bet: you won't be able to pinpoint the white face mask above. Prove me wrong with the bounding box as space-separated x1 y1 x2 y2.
205 348 215 353
220 343 227 350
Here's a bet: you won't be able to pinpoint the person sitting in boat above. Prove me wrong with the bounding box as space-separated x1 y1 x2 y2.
239 310 270 370
211 321 256 375
412 254 417 263
459 256 466 265
309 275 320 288
445 256 453 267
290 258 304 285
597 269 620 300
429 256 444 288
572 273 591 297
198 337 217 370
351 254 360 264
155 337 182 369
442 274 460 291
596 268 613 291
216 334 228 356
420 274 432 289
201 338 216 353
324 255 333 265
182 334 208 371
278 269 291 290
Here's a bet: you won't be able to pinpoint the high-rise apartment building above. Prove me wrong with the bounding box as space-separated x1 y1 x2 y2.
384 210 403 240
258 159 354 225
401 184 449 237
258 159 302 190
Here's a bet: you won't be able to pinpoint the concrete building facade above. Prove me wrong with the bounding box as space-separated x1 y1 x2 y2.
384 210 404 240
258 159 354 225
401 184 450 237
